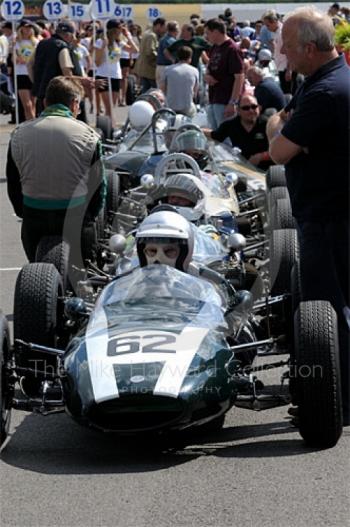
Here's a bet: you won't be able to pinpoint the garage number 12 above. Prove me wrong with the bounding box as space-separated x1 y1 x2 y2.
1 0 24 20
108 334 177 356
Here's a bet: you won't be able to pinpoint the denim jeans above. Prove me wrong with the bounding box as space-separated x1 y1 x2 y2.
206 104 226 129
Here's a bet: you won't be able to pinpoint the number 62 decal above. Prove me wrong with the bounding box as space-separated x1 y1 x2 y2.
107 333 177 356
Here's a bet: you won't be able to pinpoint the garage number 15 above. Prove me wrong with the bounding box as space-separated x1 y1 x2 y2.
107 334 177 356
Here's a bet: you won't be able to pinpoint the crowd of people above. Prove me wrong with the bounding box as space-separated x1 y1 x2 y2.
1 4 350 426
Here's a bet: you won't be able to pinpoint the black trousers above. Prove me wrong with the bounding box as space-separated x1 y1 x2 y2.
297 218 350 418
21 205 96 267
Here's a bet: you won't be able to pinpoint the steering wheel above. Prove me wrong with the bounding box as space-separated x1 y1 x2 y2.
154 152 202 184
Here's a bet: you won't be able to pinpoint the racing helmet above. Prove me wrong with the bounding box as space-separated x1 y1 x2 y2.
170 130 209 169
164 173 204 206
128 100 155 130
163 173 206 222
136 211 194 271
258 48 272 62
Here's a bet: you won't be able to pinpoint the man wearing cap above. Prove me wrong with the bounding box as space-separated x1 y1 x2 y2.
30 20 87 115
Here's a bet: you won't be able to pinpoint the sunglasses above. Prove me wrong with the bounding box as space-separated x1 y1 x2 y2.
240 104 259 111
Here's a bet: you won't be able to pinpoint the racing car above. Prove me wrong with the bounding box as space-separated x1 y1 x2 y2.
0 209 343 450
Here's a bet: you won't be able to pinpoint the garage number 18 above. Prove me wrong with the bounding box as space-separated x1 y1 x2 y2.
108 334 177 356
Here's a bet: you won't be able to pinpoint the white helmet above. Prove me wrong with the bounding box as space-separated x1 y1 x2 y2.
136 211 194 271
128 100 155 130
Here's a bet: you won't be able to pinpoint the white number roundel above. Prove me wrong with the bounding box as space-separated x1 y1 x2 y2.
1 0 25 21
91 0 114 20
43 0 65 21
147 6 161 20
68 3 88 21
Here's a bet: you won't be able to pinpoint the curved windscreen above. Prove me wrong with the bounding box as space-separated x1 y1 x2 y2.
94 265 227 333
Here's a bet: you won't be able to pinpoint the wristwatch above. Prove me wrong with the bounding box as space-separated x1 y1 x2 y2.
229 99 239 106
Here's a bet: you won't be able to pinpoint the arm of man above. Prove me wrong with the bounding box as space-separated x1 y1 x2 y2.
86 140 106 219
206 120 231 143
268 90 331 165
201 50 209 65
224 72 245 118
6 143 23 218
146 33 158 59
58 47 74 76
267 111 302 164
159 70 167 94
164 41 177 63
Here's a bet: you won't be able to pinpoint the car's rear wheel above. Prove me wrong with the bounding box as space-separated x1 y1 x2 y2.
14 263 63 396
96 115 113 141
269 228 299 296
266 165 287 189
0 313 12 447
35 236 70 290
294 301 343 448
106 171 120 217
271 198 295 230
268 185 289 217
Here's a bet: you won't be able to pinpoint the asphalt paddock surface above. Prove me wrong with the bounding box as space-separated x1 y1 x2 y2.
1 113 349 527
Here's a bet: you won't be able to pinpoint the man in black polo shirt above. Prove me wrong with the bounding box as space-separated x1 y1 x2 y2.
268 7 350 425
203 93 273 170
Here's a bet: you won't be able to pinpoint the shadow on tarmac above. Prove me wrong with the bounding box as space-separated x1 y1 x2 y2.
0 410 325 475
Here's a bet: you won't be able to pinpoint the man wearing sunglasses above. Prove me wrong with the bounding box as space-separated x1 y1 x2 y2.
203 94 273 170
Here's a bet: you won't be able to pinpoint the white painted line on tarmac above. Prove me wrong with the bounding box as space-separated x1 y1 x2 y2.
0 267 21 271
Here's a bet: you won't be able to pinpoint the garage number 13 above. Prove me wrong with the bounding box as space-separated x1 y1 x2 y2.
43 0 64 20
108 334 177 356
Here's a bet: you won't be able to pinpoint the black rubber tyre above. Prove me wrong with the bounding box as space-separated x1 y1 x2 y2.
0 313 12 447
291 259 302 315
81 222 97 263
268 186 289 216
96 115 113 141
35 236 70 290
294 301 343 448
95 207 106 241
271 198 295 230
14 263 63 394
266 165 287 189
126 74 136 106
269 228 299 296
106 171 120 216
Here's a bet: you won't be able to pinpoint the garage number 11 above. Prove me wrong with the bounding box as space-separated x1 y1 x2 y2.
108 334 177 356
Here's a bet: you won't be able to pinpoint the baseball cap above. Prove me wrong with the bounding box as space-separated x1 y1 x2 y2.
56 20 76 34
258 48 272 61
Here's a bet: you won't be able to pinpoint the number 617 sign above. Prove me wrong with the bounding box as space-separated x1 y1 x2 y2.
0 0 25 21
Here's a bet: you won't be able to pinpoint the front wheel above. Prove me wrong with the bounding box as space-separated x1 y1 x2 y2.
13 263 63 395
0 313 12 447
294 300 343 448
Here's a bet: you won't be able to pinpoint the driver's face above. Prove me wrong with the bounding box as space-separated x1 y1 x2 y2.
168 195 194 207
144 242 180 267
